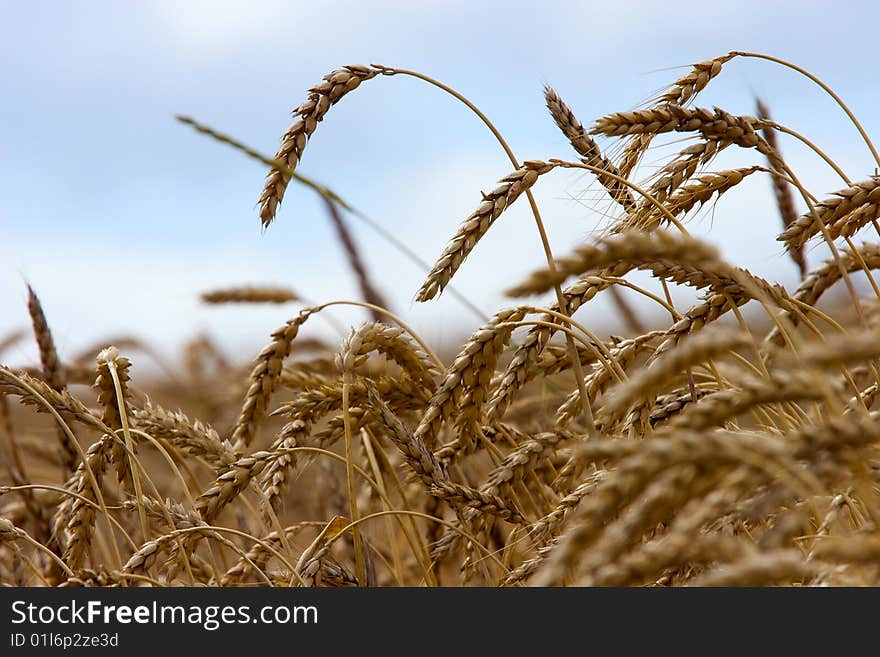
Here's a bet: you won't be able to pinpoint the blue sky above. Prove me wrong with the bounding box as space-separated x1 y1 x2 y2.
2 0 879 368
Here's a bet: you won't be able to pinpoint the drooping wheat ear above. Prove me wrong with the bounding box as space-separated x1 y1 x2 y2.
221 522 316 586
195 450 275 523
26 285 78 474
594 106 778 170
274 376 430 424
321 197 389 319
755 99 806 278
335 322 439 393
200 286 299 304
544 86 635 211
598 327 751 431
434 430 571 561
264 373 431 520
481 431 573 503
778 176 880 251
58 567 123 588
661 55 736 106
487 299 612 424
572 464 712 584
231 306 318 451
372 390 524 524
258 65 379 228
506 230 731 297
122 496 203 533
527 472 604 542
131 400 236 470
0 370 106 435
94 347 132 488
781 328 880 372
765 242 880 348
631 139 726 210
416 161 556 302
616 54 733 179
624 166 761 232
414 307 528 453
433 421 529 468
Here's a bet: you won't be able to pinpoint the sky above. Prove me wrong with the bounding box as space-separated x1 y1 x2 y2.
2 0 879 370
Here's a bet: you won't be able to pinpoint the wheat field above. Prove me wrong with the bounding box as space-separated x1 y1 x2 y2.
3 51 880 587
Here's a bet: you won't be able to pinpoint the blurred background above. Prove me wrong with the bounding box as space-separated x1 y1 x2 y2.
2 0 879 369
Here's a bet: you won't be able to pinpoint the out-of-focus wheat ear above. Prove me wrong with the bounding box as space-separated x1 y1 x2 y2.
506 230 731 298
26 285 78 475
231 306 318 451
321 197 390 321
416 160 556 302
0 392 58 565
756 99 807 278
544 85 635 212
200 286 299 304
94 347 133 489
688 550 817 586
0 329 25 357
667 369 829 432
258 65 379 228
